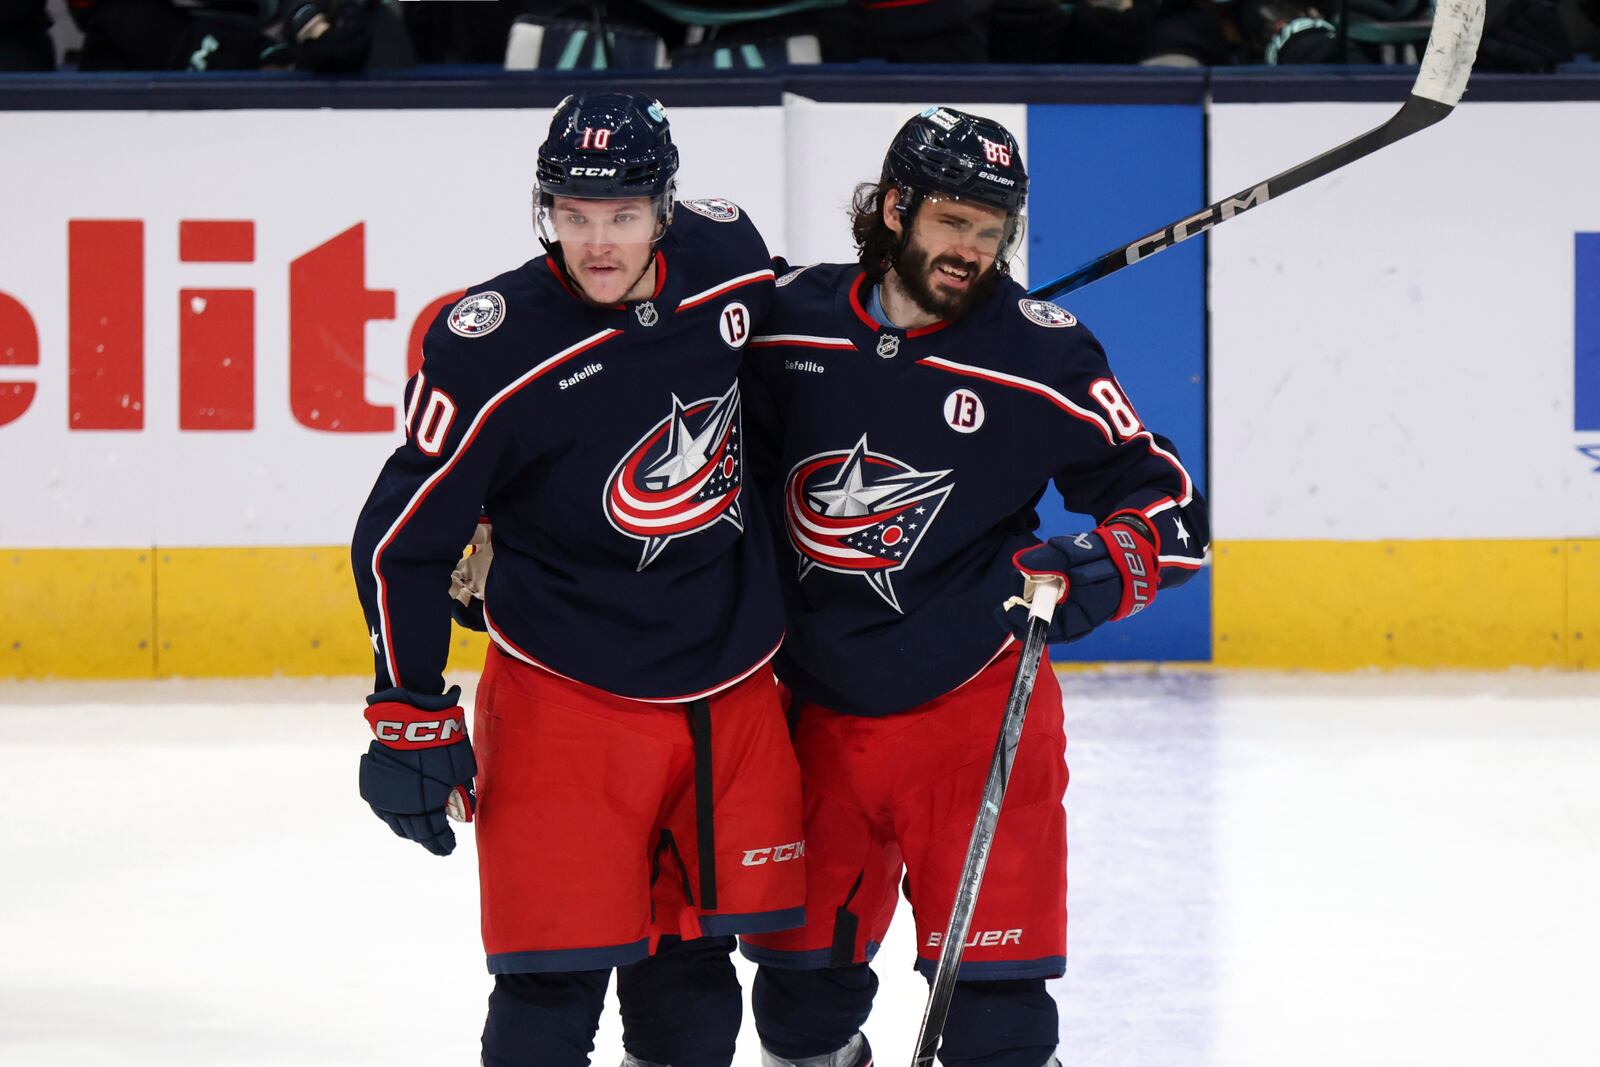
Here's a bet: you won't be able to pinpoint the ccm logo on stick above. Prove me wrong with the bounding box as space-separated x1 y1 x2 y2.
741 841 806 866
1124 183 1270 264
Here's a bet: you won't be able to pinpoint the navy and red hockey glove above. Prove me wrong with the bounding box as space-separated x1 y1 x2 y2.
358 685 476 857
998 511 1161 644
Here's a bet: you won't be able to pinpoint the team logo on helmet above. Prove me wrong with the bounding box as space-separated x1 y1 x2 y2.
1018 299 1077 329
447 292 506 338
682 198 741 222
784 435 953 613
604 382 744 571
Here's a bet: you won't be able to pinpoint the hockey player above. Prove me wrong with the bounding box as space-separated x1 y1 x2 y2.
350 92 805 1067
738 108 1210 1066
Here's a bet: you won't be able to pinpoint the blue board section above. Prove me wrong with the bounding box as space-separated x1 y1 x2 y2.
1025 104 1210 662
1578 233 1600 432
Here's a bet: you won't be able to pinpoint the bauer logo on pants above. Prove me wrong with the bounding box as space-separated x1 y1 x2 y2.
926 928 1023 948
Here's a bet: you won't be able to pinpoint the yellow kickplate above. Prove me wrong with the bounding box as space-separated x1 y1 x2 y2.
1570 541 1598 670
1 548 156 679
1215 539 1576 670
156 546 490 679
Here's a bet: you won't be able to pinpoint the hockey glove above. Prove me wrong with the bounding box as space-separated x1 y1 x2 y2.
998 511 1160 644
359 685 476 857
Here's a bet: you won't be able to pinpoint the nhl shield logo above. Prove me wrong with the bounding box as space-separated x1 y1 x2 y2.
447 292 506 338
635 301 659 327
783 435 953 613
876 333 901 359
604 382 745 571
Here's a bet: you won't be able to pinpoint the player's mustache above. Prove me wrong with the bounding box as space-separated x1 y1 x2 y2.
932 255 980 276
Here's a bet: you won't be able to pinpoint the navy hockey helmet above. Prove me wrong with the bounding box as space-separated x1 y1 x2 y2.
883 107 1028 261
534 92 679 248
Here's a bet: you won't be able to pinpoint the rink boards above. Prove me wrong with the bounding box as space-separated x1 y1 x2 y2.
1 87 1595 676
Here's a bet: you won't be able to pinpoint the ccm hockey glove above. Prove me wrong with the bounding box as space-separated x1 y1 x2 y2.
999 511 1160 644
359 685 476 856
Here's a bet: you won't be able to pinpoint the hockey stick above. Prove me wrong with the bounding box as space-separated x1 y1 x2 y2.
911 576 1063 1067
1025 0 1486 302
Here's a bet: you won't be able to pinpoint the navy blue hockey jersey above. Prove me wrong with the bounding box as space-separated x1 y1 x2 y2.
351 200 783 703
743 264 1210 717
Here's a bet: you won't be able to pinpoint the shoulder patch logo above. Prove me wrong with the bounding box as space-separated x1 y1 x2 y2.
448 292 506 338
776 264 812 288
1018 299 1077 329
682 198 741 223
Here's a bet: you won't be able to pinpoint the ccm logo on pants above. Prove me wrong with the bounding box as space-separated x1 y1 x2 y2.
927 928 1023 948
741 841 807 866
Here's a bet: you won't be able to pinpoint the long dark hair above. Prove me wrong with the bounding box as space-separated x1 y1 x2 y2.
850 180 902 283
849 179 1016 282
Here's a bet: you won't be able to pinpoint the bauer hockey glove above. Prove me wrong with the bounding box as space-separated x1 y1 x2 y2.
359 685 476 857
998 511 1160 643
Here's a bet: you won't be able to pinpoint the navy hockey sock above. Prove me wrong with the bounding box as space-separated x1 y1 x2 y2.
481 969 609 1067
616 935 741 1067
935 978 1059 1067
753 963 877 1059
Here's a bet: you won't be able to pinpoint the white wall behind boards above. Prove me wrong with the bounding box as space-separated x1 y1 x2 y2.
1208 101 1600 541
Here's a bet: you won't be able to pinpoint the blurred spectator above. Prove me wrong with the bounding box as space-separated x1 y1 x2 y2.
402 0 533 63
1 0 55 69
1136 0 1367 66
65 0 411 72
1565 0 1599 51
847 0 994 62
990 0 1070 61
1477 0 1573 69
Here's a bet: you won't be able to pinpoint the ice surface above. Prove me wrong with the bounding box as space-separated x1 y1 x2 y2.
3 669 1597 1066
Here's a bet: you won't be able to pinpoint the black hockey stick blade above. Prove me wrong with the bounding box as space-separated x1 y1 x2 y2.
1026 0 1486 302
911 579 1062 1067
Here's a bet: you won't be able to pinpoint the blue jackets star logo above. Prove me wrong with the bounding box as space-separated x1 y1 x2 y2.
783 435 953 612
605 382 744 570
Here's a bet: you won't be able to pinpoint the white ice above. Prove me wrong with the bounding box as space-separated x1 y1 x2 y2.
3 669 1598 1066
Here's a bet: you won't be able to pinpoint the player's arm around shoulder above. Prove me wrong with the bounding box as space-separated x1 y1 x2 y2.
999 296 1210 643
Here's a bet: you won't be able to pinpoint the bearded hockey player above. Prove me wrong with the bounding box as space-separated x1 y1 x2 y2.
738 108 1210 1066
349 92 804 1067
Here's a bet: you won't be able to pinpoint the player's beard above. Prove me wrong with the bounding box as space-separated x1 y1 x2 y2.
890 240 997 323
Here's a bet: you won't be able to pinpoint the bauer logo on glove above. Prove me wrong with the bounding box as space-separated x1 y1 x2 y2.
997 511 1161 645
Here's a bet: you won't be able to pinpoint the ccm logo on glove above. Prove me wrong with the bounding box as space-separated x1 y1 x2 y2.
364 702 468 749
